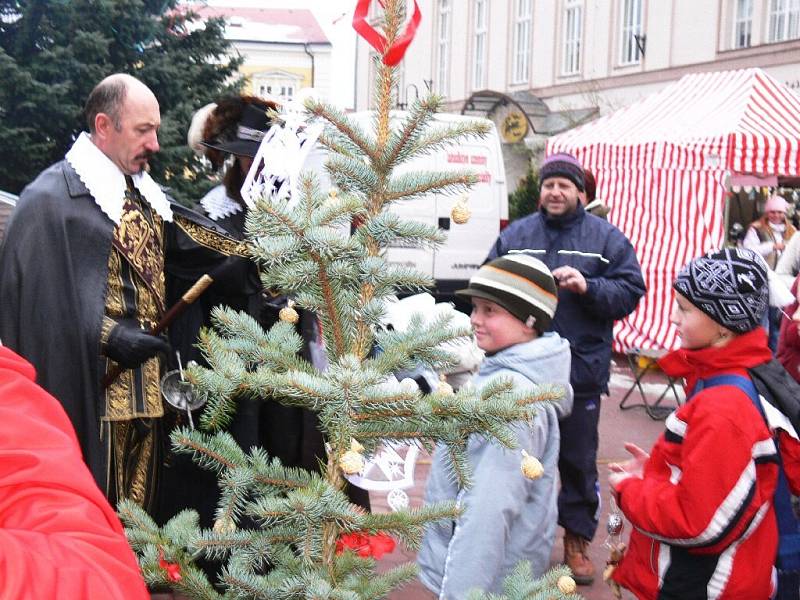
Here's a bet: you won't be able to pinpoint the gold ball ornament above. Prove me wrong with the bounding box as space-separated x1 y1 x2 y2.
450 196 471 225
213 515 237 535
279 300 299 324
557 575 577 594
521 450 544 480
324 188 339 208
437 373 454 395
339 450 365 475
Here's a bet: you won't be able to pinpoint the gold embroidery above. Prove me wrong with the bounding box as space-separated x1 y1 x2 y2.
176 216 248 257
100 316 116 349
111 420 155 508
104 357 164 421
105 251 124 317
113 192 166 313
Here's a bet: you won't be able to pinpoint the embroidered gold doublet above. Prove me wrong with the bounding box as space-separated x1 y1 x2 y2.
176 215 249 257
103 190 165 421
112 193 166 313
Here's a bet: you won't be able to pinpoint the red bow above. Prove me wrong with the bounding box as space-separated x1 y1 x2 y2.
352 0 422 66
335 531 396 559
158 548 183 582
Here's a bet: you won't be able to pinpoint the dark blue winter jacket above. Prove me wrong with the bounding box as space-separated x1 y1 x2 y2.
488 204 645 397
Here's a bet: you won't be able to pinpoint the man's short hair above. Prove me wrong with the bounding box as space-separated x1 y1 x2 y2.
84 78 128 133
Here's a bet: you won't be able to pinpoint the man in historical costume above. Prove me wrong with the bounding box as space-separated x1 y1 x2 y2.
0 74 243 514
157 97 370 530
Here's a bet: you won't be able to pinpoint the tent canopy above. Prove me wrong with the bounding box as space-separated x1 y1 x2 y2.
548 68 800 351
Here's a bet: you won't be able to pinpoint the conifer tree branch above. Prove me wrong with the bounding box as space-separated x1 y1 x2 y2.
380 95 441 168
306 100 377 161
385 172 476 203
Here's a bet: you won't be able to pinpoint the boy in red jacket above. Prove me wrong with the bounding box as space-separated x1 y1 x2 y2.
609 248 783 599
0 344 148 598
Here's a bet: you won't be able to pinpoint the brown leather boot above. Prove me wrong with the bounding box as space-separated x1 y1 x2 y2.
564 530 595 585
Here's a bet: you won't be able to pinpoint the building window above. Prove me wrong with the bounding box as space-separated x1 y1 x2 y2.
768 0 800 42
472 0 488 90
562 0 583 75
436 0 451 96
512 0 533 84
733 0 753 48
253 72 301 102
619 0 643 65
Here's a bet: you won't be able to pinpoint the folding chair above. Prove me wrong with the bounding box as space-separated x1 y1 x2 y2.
619 348 683 420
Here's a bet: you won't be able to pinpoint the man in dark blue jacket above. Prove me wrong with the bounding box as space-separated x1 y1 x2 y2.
488 153 645 585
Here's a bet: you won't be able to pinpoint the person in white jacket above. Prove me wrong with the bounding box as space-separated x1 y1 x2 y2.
744 194 796 351
417 254 572 599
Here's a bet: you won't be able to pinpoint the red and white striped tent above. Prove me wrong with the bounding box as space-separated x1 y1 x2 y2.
547 68 800 352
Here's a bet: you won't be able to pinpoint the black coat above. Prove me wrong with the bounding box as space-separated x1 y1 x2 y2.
0 160 231 491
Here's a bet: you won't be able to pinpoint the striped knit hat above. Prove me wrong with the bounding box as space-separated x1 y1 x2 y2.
456 254 558 331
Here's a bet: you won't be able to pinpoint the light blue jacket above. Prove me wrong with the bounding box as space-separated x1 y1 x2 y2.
417 333 573 599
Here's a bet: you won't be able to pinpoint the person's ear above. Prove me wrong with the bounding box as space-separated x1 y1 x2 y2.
94 112 114 139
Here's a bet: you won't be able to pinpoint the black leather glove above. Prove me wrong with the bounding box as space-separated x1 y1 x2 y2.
104 319 171 369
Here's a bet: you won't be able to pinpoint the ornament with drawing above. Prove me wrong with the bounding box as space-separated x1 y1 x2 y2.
240 99 324 210
345 442 420 512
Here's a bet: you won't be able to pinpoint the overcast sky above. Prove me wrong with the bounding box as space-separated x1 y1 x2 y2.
202 0 360 108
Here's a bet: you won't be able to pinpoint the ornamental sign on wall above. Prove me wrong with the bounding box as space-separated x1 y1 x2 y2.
501 110 528 143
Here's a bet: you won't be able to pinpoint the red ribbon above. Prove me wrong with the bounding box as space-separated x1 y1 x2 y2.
335 531 396 559
352 0 422 66
158 548 183 582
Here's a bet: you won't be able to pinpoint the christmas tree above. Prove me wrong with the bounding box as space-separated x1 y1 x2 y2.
120 1 580 598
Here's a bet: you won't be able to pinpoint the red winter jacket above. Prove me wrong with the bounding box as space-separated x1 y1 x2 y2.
612 328 779 600
0 346 148 599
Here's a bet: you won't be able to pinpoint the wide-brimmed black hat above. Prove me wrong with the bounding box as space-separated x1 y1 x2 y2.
200 101 272 158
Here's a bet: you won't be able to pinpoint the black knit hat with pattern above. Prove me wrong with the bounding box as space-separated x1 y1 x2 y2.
673 247 768 333
456 253 558 331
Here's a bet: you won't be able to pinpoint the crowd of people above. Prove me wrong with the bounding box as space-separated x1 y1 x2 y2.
1 71 799 600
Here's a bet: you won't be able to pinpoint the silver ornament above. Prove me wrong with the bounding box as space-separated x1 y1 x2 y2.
607 512 624 536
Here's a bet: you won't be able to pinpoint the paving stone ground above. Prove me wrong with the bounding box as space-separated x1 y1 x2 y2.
152 355 678 600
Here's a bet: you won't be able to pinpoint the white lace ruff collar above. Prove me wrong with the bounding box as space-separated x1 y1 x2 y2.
200 184 243 221
65 132 172 225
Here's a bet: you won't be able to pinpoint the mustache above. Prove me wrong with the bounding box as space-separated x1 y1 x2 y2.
135 151 155 161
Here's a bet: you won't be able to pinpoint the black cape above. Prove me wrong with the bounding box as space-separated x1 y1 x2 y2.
0 160 232 491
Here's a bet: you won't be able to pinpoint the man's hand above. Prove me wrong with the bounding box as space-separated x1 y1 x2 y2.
552 266 588 294
104 319 170 369
776 240 786 252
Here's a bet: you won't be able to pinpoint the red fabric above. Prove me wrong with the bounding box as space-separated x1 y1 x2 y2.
777 276 800 382
352 0 421 66
335 531 396 559
0 346 148 599
612 328 779 599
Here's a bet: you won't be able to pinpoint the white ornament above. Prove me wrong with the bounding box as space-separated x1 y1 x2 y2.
387 488 410 511
240 99 324 211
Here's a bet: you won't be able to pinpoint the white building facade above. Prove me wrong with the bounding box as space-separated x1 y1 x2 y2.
196 5 333 104
354 0 800 187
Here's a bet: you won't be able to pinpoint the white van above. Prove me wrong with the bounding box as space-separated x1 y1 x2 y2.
308 111 508 297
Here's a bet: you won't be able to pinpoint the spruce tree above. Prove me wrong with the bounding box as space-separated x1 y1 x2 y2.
0 0 240 202
120 1 580 598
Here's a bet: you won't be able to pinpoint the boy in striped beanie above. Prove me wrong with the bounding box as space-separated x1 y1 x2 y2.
418 254 573 597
